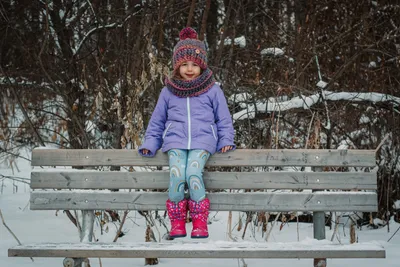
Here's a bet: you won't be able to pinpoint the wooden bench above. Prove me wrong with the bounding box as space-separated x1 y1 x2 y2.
9 149 385 266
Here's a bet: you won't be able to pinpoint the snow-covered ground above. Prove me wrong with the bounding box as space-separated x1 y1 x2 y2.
1 150 399 266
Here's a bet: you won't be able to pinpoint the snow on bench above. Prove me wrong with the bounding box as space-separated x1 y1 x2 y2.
9 239 385 259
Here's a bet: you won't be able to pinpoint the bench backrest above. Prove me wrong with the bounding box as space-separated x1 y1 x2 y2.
30 149 378 212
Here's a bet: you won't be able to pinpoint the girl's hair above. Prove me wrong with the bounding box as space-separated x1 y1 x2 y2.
170 69 183 80
169 62 204 80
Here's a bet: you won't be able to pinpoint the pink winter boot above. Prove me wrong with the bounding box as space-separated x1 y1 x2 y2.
166 199 187 238
188 198 210 238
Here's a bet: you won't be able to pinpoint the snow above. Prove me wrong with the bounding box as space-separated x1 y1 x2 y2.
394 200 400 210
359 115 371 124
33 144 60 150
85 120 97 137
337 139 353 150
373 218 386 226
228 92 251 103
223 36 246 48
317 80 328 89
369 61 377 68
261 48 285 56
10 238 385 254
1 150 399 266
232 91 400 122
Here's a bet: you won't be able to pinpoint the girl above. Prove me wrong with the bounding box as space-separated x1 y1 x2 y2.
139 27 235 238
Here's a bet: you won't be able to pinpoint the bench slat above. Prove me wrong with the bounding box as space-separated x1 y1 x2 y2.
8 241 385 258
30 191 378 212
31 171 377 190
31 149 376 167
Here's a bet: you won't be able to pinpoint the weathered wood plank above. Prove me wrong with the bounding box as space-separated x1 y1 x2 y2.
8 241 385 258
31 171 377 190
31 149 376 167
30 191 378 212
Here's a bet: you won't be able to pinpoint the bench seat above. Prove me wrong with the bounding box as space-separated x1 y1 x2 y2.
9 240 386 259
8 149 385 265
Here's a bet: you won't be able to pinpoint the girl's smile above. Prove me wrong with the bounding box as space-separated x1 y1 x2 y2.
179 61 201 81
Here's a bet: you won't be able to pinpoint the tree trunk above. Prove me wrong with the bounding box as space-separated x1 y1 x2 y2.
144 225 159 265
186 0 197 27
214 0 233 67
350 222 356 244
199 0 211 40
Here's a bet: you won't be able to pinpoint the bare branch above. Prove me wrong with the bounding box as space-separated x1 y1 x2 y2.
0 209 34 262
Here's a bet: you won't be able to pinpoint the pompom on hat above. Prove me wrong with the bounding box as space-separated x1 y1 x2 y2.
172 27 208 72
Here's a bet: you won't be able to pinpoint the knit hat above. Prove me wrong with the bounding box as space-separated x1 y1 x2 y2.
172 28 208 72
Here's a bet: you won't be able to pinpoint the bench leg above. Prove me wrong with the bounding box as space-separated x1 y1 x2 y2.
64 211 94 267
313 259 327 267
80 210 95 242
313 165 327 267
313 211 326 267
63 257 85 267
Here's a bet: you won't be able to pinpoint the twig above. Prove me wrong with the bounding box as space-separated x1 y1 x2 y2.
113 210 129 242
0 147 32 162
157 213 169 228
375 133 390 154
330 212 342 242
150 211 161 242
227 211 236 241
296 211 299 241
242 211 254 239
0 174 31 185
305 112 315 149
239 258 248 267
74 12 138 56
314 54 331 130
0 209 23 244
387 225 400 242
265 212 281 241
138 210 154 226
74 211 82 236
64 210 78 227
8 78 46 147
0 209 34 262
154 211 169 233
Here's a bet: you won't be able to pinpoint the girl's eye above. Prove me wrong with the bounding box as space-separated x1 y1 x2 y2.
193 63 199 67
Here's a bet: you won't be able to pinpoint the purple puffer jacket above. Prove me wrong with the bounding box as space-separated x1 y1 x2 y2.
138 84 236 157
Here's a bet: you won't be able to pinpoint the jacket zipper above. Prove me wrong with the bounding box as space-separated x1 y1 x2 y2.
187 97 191 149
162 123 172 139
210 125 217 141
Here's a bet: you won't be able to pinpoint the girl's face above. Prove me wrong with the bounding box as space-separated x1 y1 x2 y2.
179 61 201 81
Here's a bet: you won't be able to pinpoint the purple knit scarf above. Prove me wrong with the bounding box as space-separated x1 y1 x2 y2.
165 68 215 97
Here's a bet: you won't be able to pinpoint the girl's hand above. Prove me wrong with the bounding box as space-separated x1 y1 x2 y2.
142 149 149 155
221 146 233 153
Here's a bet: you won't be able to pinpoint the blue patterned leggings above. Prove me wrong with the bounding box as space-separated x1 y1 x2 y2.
168 149 210 203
